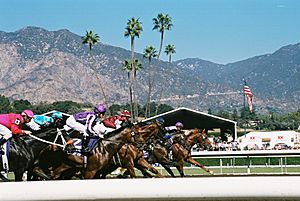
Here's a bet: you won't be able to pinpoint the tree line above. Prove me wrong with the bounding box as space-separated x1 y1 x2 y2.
209 106 300 132
0 94 173 117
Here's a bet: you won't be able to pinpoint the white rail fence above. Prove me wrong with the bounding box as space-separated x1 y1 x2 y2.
1 150 300 200
190 150 300 174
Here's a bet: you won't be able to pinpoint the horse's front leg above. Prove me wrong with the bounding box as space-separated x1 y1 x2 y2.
84 169 98 179
137 158 163 178
176 159 185 177
51 163 72 180
161 164 176 177
186 157 213 175
125 160 136 178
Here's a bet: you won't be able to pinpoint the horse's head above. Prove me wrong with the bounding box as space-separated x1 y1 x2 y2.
186 129 212 150
133 121 166 144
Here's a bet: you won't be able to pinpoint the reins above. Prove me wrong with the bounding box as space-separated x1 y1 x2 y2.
28 128 67 148
28 133 65 148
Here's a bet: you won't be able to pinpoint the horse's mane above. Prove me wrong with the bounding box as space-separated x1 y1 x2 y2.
186 128 204 138
104 125 130 139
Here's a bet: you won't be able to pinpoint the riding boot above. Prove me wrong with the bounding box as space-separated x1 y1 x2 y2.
82 136 91 153
0 138 8 155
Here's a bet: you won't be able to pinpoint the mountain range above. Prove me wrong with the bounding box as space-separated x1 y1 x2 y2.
0 26 299 114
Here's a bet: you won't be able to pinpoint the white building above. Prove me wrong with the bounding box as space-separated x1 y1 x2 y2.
238 131 300 150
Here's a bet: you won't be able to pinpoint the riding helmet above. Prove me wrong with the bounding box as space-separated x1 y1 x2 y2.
94 103 106 113
21 109 34 118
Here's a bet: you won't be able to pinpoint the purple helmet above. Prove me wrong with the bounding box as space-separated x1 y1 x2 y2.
175 122 184 128
94 103 106 113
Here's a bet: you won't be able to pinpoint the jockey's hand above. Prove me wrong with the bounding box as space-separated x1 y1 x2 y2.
24 130 32 135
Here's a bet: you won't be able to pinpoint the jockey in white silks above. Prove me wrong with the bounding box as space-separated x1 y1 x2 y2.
94 110 131 135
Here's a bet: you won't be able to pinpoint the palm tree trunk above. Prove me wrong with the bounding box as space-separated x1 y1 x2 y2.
157 32 164 60
130 37 137 121
88 52 111 115
155 87 164 116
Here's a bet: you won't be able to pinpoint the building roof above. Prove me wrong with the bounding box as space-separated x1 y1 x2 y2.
142 107 236 134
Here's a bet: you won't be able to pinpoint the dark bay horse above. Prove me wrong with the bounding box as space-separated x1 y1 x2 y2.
0 127 61 181
171 128 213 177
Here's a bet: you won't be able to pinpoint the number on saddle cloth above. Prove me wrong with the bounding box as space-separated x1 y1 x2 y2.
72 138 99 153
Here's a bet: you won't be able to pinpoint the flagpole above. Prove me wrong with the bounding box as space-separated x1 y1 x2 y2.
243 78 246 135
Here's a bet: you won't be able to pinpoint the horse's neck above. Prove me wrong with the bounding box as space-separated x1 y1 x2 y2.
186 133 199 146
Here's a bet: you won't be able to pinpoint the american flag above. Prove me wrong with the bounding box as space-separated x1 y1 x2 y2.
243 85 253 112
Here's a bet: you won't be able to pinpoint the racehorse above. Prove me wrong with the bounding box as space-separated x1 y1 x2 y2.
99 121 175 178
45 121 167 179
143 139 177 177
97 143 163 178
171 128 213 177
49 125 135 179
0 127 62 181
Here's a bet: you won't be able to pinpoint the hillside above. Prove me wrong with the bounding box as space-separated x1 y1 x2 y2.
0 26 299 114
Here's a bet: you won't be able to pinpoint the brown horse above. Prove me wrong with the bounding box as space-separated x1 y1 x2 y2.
96 121 167 178
36 121 164 180
143 139 177 177
49 125 135 179
171 128 213 177
98 144 163 178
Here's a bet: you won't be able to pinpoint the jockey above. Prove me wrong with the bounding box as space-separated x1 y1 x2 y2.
165 121 184 137
0 109 34 154
66 103 106 137
164 122 185 150
100 110 131 134
65 103 106 153
27 111 63 131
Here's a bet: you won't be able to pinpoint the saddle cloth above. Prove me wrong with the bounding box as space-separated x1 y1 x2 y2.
0 138 10 172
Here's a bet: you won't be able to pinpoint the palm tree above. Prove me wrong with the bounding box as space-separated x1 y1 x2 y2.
82 30 110 115
124 17 143 120
143 45 157 118
152 13 173 60
165 44 176 63
82 30 100 51
122 58 143 118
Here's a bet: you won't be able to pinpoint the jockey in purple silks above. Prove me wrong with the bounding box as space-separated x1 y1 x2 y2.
65 103 106 153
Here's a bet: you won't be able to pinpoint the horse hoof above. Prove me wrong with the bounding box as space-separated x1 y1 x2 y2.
209 170 214 175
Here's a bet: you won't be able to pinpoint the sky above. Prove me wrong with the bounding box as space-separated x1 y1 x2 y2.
1 0 300 64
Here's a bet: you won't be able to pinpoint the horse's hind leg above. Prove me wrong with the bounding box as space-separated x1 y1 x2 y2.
186 157 213 175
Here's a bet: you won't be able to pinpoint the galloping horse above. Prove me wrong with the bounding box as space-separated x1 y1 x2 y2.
143 139 177 177
0 127 62 181
50 125 135 179
95 121 167 178
98 144 163 178
171 128 213 177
